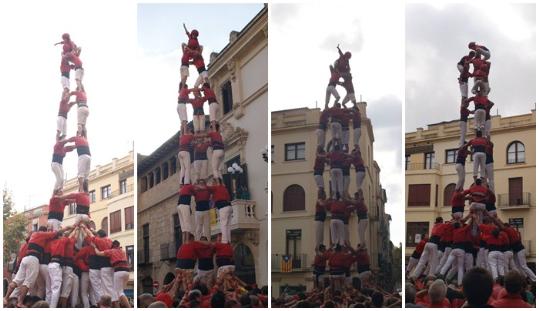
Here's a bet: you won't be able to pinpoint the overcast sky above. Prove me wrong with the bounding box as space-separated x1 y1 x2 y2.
270 2 404 245
0 0 135 212
136 3 264 155
406 3 536 132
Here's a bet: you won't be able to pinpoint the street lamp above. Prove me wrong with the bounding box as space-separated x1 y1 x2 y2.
261 146 268 163
227 163 244 199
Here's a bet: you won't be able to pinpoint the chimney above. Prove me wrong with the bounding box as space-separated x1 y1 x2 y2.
358 101 368 119
229 30 239 43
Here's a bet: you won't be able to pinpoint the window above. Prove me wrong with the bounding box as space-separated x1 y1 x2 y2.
110 210 121 234
408 184 431 206
424 152 434 169
148 172 154 188
443 183 456 206
283 184 305 212
507 141 525 164
140 176 147 192
508 177 523 205
125 245 134 270
119 179 127 194
124 206 134 230
33 223 38 231
286 229 301 258
143 224 150 263
162 162 169 180
221 80 233 115
170 157 177 175
285 143 305 161
445 149 458 164
101 185 112 200
406 222 429 247
154 168 161 185
89 190 96 203
173 214 182 251
69 203 76 215
405 155 410 170
101 217 108 235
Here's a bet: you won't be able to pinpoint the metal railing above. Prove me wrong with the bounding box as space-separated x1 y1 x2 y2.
406 162 440 171
497 192 531 208
271 253 309 272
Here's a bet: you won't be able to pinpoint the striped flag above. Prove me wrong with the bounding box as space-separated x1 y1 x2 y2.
281 255 292 272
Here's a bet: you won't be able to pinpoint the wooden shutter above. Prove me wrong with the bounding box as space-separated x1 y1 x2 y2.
408 184 431 206
509 177 523 205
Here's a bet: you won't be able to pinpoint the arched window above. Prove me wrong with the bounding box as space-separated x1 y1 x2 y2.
283 185 305 212
234 243 256 284
101 217 108 235
507 141 525 164
443 183 456 206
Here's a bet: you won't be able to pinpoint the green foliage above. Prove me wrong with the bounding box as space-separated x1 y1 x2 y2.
3 187 29 264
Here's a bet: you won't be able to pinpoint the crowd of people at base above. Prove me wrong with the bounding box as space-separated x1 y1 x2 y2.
307 44 377 297
272 283 401 308
406 267 535 308
4 33 131 308
137 271 268 308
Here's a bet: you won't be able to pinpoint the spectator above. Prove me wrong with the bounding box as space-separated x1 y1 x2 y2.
492 271 532 308
427 279 450 307
138 293 156 307
31 300 49 308
405 282 423 308
211 291 226 308
371 291 384 308
147 301 168 308
462 267 493 307
98 295 112 308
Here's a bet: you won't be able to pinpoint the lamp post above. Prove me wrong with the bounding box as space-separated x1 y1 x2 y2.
227 162 244 199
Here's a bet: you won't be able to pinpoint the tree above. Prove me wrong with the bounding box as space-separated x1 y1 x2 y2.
3 186 14 221
3 187 28 265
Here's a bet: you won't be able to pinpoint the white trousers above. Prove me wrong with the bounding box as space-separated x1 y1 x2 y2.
194 71 208 88
178 151 191 184
314 174 324 189
459 82 468 98
353 128 361 146
75 68 84 82
48 262 63 308
358 219 368 247
218 205 233 243
101 267 114 298
435 247 452 274
342 129 349 147
57 116 67 136
194 159 208 181
485 119 492 137
413 242 439 278
315 220 324 248
474 108 486 131
70 273 79 307
440 248 465 286
330 122 342 142
112 271 129 302
193 115 205 132
459 120 467 146
325 85 340 105
39 264 51 304
455 163 465 190
195 210 210 240
488 250 505 279
342 92 356 105
515 249 536 281
211 149 224 180
343 175 350 198
89 269 103 299
209 102 219 122
78 154 91 179
330 168 343 198
61 76 70 90
60 266 74 298
503 250 516 273
406 257 419 275
180 66 189 80
330 219 345 246
48 219 62 232
77 106 89 127
477 248 489 269
355 171 365 191
176 204 193 234
51 162 64 191
177 103 188 122
486 163 494 192
80 271 91 308
315 129 326 148
472 152 486 178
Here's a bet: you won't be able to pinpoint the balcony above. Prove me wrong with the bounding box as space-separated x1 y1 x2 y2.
271 253 309 272
497 193 532 210
160 242 177 261
210 200 260 235
406 162 440 171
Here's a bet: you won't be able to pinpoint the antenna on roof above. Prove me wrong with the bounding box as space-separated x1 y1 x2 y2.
360 94 363 102
315 101 318 109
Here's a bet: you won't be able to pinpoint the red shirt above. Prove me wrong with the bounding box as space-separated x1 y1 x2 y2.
60 58 71 74
451 191 465 206
65 52 82 67
351 151 364 169
479 224 497 242
190 96 206 109
452 225 472 244
71 90 87 103
178 184 194 196
314 252 329 267
88 236 112 252
492 292 532 308
69 135 89 148
193 241 214 259
355 250 370 266
319 110 330 125
426 298 451 308
195 142 210 154
430 223 445 238
50 237 70 257
62 40 77 54
66 192 90 207
330 200 347 215
440 223 454 243
415 239 427 254
28 231 58 250
48 197 69 214
355 199 367 214
187 36 200 50
486 232 508 248
328 252 354 270
179 134 194 151
328 151 346 168
75 246 94 271
176 241 196 260
463 184 488 203
208 131 223 144
214 242 233 258
64 237 76 259
178 87 190 102
52 141 74 157
103 248 128 267
202 86 216 100
328 69 340 85
472 95 488 109
503 227 521 244
58 98 72 116
208 185 231 202
313 155 326 171
469 136 489 152
315 200 328 213
17 243 28 263
193 185 211 202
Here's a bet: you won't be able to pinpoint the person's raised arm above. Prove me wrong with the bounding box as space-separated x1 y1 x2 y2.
183 23 189 36
337 44 343 57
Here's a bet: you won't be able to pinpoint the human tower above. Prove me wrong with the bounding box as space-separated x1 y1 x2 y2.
173 24 245 292
309 45 372 292
4 34 130 308
406 42 535 287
